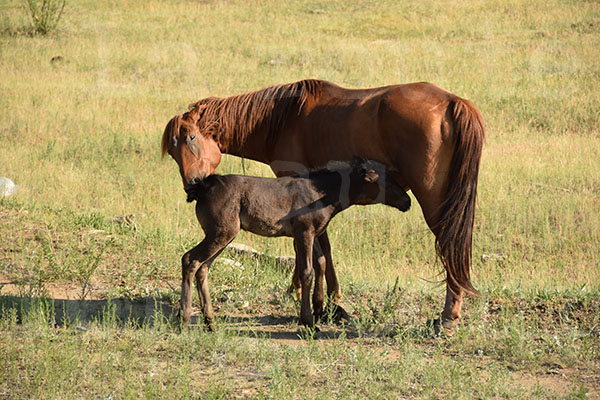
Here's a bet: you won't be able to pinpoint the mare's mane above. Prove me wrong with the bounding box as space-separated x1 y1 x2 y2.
187 79 324 151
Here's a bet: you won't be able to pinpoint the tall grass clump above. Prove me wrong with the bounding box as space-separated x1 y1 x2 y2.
23 0 65 34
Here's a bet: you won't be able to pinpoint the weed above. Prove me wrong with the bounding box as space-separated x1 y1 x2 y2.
23 0 66 35
76 238 113 301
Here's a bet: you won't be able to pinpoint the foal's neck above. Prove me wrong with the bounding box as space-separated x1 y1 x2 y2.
311 169 362 216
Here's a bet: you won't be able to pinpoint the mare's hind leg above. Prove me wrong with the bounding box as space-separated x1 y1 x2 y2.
181 233 236 328
413 183 465 335
441 282 463 331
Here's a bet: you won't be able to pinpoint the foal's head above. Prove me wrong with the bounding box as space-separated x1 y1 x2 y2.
161 105 222 186
349 157 411 212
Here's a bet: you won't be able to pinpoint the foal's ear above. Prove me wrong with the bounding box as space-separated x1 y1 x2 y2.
351 155 366 168
363 169 379 183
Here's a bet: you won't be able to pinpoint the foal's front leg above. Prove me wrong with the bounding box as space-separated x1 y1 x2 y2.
290 232 340 306
181 236 230 328
194 259 216 331
193 245 229 331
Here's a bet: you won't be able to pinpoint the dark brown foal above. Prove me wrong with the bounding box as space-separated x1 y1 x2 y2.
180 157 411 330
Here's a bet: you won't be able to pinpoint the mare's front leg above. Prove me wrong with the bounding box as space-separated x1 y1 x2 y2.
318 232 342 303
312 233 351 322
181 234 234 329
312 238 326 318
294 230 315 328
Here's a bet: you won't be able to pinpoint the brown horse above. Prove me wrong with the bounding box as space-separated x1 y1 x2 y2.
161 79 485 333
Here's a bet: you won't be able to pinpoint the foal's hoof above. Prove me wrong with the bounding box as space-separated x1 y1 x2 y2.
426 317 457 337
316 303 352 324
332 305 351 323
297 325 321 340
205 318 217 332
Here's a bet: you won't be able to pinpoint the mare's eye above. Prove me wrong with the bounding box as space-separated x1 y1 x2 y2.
189 135 196 142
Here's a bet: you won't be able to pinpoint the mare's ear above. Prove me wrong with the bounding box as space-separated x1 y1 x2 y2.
187 103 208 124
363 169 379 183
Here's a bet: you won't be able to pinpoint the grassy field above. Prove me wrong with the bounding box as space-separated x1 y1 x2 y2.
1 0 599 398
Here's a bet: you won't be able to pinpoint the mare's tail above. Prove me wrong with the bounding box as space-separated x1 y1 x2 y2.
435 97 485 295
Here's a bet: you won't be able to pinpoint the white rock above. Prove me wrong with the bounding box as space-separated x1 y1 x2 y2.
0 177 18 197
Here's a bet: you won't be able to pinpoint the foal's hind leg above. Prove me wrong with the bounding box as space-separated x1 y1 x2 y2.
289 240 302 300
194 259 216 330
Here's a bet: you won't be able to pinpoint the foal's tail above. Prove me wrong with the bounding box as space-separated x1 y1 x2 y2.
184 175 223 203
435 97 485 296
184 180 210 203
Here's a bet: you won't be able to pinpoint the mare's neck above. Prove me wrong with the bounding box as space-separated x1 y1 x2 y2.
222 129 270 163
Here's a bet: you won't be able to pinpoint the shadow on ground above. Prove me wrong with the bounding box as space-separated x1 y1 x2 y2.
0 295 350 339
0 295 436 340
0 295 177 327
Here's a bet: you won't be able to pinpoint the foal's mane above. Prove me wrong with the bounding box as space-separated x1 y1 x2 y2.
188 79 324 151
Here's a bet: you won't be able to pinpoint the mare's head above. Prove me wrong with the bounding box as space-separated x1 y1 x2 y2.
161 105 222 186
349 157 411 212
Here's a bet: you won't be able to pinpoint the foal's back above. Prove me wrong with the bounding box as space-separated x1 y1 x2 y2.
188 174 326 238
